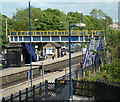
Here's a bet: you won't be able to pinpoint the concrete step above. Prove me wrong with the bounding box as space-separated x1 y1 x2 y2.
73 95 94 101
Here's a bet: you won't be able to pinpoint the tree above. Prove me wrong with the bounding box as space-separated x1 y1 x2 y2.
1 14 13 49
100 29 120 81
90 9 98 18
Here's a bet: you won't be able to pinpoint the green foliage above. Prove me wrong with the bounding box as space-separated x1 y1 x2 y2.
1 14 13 49
11 8 112 31
96 29 120 82
106 29 120 60
101 59 120 82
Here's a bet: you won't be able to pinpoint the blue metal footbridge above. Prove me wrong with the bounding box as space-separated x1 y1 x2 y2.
82 37 102 68
8 30 103 43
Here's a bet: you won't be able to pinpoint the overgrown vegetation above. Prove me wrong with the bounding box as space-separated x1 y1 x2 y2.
87 29 120 82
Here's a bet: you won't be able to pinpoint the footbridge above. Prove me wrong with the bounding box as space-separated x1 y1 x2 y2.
8 30 103 43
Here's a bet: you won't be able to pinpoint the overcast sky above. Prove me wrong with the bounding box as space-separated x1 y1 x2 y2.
1 0 119 21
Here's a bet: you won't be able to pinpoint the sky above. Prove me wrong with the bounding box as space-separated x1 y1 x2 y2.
0 0 119 21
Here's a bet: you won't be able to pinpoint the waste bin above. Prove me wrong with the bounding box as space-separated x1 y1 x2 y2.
2 59 7 68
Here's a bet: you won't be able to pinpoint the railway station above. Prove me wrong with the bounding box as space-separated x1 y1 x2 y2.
1 1 120 101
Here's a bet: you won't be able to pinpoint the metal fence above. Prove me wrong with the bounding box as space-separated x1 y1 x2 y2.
73 80 120 101
2 80 69 102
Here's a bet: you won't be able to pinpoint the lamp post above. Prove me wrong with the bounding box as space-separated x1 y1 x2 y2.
6 18 8 39
34 19 38 31
28 0 33 88
103 17 106 65
78 11 84 65
69 23 86 101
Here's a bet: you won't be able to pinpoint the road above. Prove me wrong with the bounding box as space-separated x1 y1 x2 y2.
0 64 79 99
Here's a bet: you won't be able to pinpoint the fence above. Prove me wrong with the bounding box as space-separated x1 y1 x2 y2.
2 80 69 102
73 80 120 101
56 63 100 81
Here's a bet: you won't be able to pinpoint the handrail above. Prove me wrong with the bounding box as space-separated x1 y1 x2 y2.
9 30 104 36
25 43 37 62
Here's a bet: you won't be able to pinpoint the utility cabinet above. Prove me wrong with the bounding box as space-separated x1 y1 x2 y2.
6 46 24 67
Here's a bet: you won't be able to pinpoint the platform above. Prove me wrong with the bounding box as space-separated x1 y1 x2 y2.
0 52 82 77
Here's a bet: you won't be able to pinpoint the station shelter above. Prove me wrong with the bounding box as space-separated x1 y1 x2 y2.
43 42 62 58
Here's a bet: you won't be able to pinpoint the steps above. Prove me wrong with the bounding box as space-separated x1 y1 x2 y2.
82 37 102 68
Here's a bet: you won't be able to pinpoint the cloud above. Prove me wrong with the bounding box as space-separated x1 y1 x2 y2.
1 0 120 2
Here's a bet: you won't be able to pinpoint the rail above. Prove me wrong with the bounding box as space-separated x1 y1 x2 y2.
9 30 103 36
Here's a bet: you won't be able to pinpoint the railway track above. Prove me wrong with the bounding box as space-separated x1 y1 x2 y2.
1 55 82 89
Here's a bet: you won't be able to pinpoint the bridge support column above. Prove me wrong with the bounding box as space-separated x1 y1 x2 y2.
89 70 91 77
98 66 100 72
93 68 96 76
77 74 80 79
83 72 85 77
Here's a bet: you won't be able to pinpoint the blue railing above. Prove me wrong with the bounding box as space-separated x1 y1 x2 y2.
25 43 37 62
82 40 92 68
94 37 102 63
82 37 102 68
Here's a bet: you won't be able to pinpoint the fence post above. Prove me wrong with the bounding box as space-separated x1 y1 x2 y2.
26 88 28 102
39 82 42 95
33 85 35 102
19 90 21 102
2 97 5 102
45 80 48 99
11 94 13 102
55 79 58 92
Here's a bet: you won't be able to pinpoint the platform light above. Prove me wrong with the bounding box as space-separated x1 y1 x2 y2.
28 0 33 88
69 23 86 101
75 23 86 27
